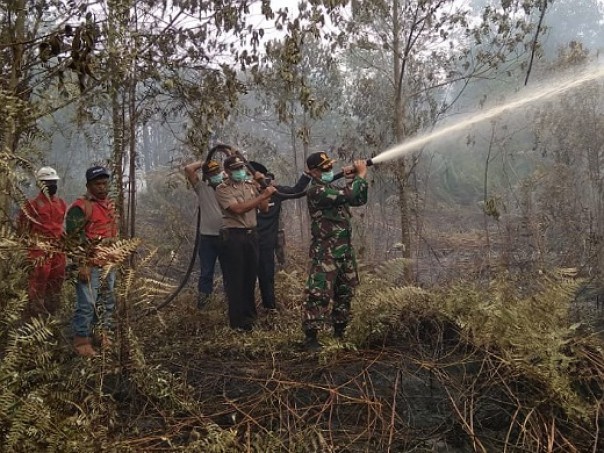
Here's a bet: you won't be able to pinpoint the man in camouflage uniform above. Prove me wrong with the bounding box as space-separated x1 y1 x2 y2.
303 151 369 350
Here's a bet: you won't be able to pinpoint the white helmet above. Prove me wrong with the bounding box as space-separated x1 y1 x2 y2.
36 166 60 181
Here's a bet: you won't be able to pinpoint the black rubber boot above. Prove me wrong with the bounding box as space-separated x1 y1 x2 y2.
333 324 346 339
304 329 322 351
197 293 210 310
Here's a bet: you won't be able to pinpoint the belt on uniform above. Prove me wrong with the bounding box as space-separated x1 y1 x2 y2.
221 227 257 236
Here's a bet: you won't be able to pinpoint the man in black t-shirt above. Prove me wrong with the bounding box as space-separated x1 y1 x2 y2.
250 161 311 310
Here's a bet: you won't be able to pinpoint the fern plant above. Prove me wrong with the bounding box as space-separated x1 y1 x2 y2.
346 260 603 451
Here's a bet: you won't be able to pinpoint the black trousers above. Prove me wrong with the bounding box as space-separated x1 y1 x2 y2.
220 228 259 329
258 240 276 309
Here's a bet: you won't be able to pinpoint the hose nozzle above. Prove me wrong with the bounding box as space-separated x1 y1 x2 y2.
334 158 374 181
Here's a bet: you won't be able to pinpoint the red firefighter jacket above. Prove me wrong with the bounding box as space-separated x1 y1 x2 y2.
18 192 67 240
70 196 118 241
68 195 118 267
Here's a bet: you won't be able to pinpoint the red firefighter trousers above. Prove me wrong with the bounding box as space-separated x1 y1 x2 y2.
27 250 66 317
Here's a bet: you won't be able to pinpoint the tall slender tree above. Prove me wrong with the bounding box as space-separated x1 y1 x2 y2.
341 0 543 281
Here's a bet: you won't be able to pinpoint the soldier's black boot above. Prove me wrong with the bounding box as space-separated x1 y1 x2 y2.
197 293 210 310
304 329 322 351
333 324 346 339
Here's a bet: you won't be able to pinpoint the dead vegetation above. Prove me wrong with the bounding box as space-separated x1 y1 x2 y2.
117 259 604 452
1 227 603 451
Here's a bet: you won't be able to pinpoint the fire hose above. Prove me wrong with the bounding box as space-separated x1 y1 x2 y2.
136 145 235 319
138 147 373 318
136 207 201 319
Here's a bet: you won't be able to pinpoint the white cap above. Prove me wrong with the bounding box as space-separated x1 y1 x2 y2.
36 166 60 181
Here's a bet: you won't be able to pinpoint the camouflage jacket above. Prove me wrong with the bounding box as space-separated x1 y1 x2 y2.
307 175 368 256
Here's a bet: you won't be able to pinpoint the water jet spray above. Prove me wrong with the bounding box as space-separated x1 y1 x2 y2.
338 64 604 173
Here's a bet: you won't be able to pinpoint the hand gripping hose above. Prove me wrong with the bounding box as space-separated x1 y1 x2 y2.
137 149 373 318
137 144 278 319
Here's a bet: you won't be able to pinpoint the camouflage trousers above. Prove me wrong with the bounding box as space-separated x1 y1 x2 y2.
304 249 358 332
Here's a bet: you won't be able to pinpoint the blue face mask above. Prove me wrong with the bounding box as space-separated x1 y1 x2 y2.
231 169 247 182
320 170 334 183
209 174 223 185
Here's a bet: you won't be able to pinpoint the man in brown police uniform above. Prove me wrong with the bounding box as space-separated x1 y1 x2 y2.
215 155 276 331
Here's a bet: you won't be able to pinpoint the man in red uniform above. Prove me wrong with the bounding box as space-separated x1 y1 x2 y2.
67 166 118 357
17 166 67 318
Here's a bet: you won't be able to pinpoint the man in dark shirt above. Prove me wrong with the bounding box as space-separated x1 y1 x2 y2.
249 161 311 310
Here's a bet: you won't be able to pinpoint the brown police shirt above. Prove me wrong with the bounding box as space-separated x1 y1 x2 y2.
215 179 259 229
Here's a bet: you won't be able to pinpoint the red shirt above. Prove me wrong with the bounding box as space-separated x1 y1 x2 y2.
18 192 66 239
70 196 118 240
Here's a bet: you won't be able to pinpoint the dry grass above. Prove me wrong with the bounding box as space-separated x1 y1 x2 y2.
116 261 604 452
